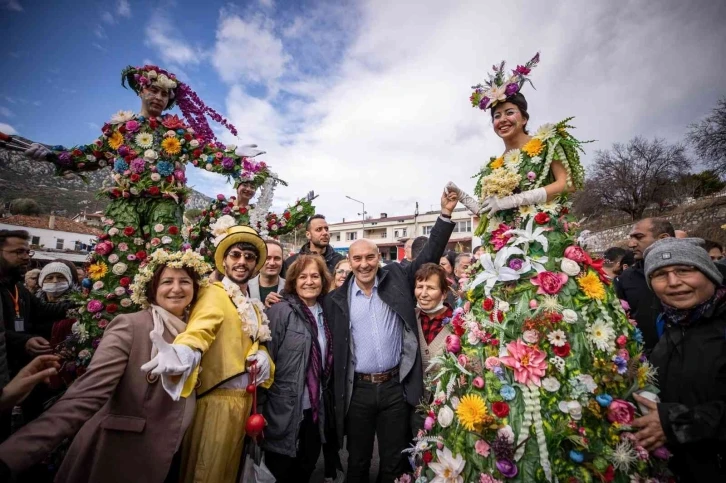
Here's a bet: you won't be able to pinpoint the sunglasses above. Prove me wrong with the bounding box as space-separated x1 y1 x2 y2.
336 269 351 276
227 251 258 262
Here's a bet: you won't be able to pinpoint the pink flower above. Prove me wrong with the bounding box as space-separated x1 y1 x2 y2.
485 356 500 370
457 354 469 366
607 399 636 424
530 271 568 295
529 299 538 309
616 335 628 347
490 224 513 251
498 339 547 386
125 120 140 132
98 319 108 329
445 334 461 354
480 474 502 483
527 171 536 181
424 416 435 431
620 299 631 312
94 241 114 256
87 300 104 313
475 440 491 457
150 238 161 247
217 194 226 201
472 376 485 389
564 245 587 263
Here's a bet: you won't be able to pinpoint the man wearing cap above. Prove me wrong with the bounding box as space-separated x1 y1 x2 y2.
631 237 726 482
143 223 274 483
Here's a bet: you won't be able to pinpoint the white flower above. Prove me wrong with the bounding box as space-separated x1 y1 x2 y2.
503 149 522 170
108 227 119 236
85 154 95 162
522 330 539 344
449 396 460 410
486 84 507 104
575 374 597 393
530 155 542 164
225 144 236 152
549 356 566 374
587 319 616 352
110 110 135 124
71 321 89 342
209 215 237 243
134 237 145 245
129 188 139 195
566 401 583 420
135 132 154 148
497 425 515 444
534 123 556 141
112 262 128 275
518 204 536 218
611 441 637 472
542 377 561 392
161 236 172 245
540 295 562 312
496 300 510 312
155 74 177 90
205 164 213 171
560 258 581 277
190 139 199 148
150 173 161 181
147 70 158 79
547 330 567 347
165 130 176 138
143 149 158 160
92 281 104 290
438 406 454 428
108 254 119 264
429 446 465 483
114 286 126 296
537 199 561 214
468 246 528 295
154 223 165 233
562 309 578 323
120 298 132 307
507 216 549 252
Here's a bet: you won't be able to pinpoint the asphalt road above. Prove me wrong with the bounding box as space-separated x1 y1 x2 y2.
310 438 380 483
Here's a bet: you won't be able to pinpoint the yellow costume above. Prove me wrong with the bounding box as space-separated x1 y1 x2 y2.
176 282 274 483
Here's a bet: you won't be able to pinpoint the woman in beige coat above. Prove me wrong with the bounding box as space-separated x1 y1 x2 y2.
0 250 211 483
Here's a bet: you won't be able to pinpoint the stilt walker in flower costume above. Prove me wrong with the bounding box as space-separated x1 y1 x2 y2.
409 54 672 483
22 64 272 380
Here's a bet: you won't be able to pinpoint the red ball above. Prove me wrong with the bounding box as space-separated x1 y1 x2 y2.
246 384 256 394
245 414 266 437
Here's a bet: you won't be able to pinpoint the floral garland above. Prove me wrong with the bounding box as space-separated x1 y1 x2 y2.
129 248 211 308
470 52 540 111
223 281 272 342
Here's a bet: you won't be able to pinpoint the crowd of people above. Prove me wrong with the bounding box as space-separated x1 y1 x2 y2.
0 56 724 483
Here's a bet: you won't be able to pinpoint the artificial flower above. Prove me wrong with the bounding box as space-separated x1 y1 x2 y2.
110 110 135 124
92 281 104 290
88 262 108 280
112 262 128 275
489 157 504 169
587 319 616 352
610 441 637 471
530 271 568 296
542 376 561 392
540 295 563 312
108 131 124 150
475 440 491 457
486 84 507 105
87 300 104 313
561 308 578 323
479 475 502 483
472 376 485 388
561 258 581 276
135 132 154 148
499 385 516 401
468 246 527 295
503 149 522 170
497 425 515 443
144 149 158 160
161 137 181 155
522 137 544 157
547 330 567 347
108 254 119 264
438 406 454 428
518 204 536 218
563 245 588 263
607 400 635 424
522 330 539 344
534 123 556 141
480 168 522 199
507 216 549 251
491 401 509 418
495 459 517 478
456 394 489 431
578 271 606 300
499 339 547 386
553 342 571 357
429 447 465 483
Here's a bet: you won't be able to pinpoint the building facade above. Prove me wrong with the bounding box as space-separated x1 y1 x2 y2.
0 214 101 252
329 208 481 260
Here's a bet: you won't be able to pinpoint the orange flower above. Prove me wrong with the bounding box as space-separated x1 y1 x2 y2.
522 138 544 157
108 131 124 150
489 157 504 169
161 137 181 155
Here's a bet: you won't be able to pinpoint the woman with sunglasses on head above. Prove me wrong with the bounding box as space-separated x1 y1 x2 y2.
331 259 351 290
0 249 210 483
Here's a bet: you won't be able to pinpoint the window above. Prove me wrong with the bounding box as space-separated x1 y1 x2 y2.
394 230 400 238
55 239 64 250
453 220 472 233
380 230 387 239
335 233 341 241
402 228 407 237
346 232 357 241
422 225 433 235
394 228 407 238
31 236 40 245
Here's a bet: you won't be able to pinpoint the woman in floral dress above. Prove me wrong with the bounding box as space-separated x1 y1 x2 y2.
409 54 671 483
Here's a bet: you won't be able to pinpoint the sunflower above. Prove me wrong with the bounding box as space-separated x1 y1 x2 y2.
489 156 504 169
108 131 124 150
522 137 544 157
87 261 108 281
456 394 489 431
161 137 182 155
578 271 606 300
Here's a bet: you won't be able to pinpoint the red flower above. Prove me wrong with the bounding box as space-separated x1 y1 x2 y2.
489 310 504 323
168 226 179 235
283 211 291 220
111 189 121 198
422 451 433 464
482 298 494 311
148 186 160 196
602 465 615 482
193 149 202 158
492 401 510 418
136 251 147 261
123 226 135 236
72 149 83 157
553 342 571 358
130 174 140 182
106 304 118 314
561 207 569 215
184 133 192 141
240 207 248 214
149 118 158 129
161 114 186 130
118 124 126 134
534 212 550 225
119 277 131 287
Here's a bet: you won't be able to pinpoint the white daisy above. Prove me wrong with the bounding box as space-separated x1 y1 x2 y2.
504 149 523 170
534 123 556 141
587 320 616 352
547 330 567 347
518 204 536 218
135 132 154 149
611 441 637 472
537 199 561 214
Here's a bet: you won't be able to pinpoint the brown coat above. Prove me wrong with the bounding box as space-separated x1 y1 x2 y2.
0 309 195 483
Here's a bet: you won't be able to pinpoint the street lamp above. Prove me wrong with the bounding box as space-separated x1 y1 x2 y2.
346 195 366 230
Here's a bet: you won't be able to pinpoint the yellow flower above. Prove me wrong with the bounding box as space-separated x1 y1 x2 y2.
108 131 124 150
578 271 606 300
456 394 488 431
161 137 182 155
522 138 544 157
489 157 504 169
88 262 108 281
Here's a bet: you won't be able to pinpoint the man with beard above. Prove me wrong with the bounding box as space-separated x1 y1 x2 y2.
282 215 343 278
143 224 274 483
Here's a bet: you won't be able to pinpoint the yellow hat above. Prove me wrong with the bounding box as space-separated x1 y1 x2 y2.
214 225 267 274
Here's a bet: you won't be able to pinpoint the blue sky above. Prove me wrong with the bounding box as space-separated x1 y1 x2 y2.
2 0 725 222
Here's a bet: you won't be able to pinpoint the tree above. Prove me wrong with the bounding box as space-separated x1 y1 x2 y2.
184 208 203 221
687 98 726 172
585 137 691 221
9 198 42 216
669 170 725 203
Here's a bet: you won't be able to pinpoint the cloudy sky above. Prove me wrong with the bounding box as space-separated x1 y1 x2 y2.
2 0 725 223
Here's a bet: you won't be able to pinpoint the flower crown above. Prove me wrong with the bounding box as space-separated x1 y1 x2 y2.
470 52 540 111
130 249 211 308
122 65 179 107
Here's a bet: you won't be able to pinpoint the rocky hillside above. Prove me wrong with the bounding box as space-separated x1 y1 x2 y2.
0 145 211 216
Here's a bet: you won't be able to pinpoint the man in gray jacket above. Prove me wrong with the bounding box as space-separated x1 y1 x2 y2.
248 240 286 307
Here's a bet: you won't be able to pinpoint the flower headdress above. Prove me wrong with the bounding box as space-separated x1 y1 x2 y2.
122 64 238 144
470 52 540 111
129 249 211 308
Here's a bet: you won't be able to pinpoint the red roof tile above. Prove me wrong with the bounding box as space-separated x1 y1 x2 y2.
0 215 103 236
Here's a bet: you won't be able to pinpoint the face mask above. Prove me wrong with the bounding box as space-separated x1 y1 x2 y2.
418 301 445 314
43 281 70 295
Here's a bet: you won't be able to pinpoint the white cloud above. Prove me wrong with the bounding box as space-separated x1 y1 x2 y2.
94 25 107 39
145 15 203 65
1 0 22 12
117 0 131 17
0 106 13 118
211 13 289 85
101 11 114 24
0 122 18 135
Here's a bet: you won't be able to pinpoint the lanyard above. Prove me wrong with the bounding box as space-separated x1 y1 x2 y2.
7 286 20 318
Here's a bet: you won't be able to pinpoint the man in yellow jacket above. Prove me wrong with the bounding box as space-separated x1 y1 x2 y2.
142 222 274 483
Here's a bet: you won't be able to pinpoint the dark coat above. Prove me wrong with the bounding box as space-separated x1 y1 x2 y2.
261 295 329 457
281 243 344 279
650 291 726 482
614 261 661 353
324 216 454 446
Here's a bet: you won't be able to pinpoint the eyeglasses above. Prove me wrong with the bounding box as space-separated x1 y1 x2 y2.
336 269 351 276
2 249 34 257
649 266 699 283
227 251 258 262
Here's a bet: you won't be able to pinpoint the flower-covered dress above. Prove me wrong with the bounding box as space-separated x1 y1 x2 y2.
412 120 671 483
43 111 271 380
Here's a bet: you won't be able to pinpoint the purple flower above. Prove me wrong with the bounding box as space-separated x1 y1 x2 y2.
173 169 186 182
130 158 146 174
496 459 518 478
505 83 519 96
652 446 672 460
221 157 235 170
92 338 101 349
118 145 130 156
508 258 524 271
182 242 191 251
57 151 72 166
614 355 628 374
222 207 231 214
479 96 490 110
216 194 226 201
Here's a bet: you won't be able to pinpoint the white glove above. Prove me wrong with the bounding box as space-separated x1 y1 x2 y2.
25 143 51 161
247 351 271 386
445 181 482 214
235 144 266 158
480 188 547 216
140 332 188 376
